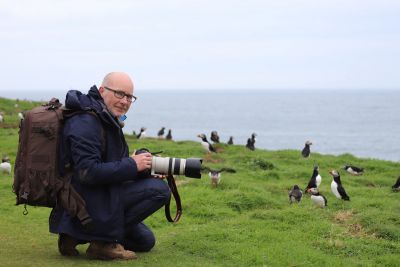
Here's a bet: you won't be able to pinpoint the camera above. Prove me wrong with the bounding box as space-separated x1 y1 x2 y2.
136 148 203 178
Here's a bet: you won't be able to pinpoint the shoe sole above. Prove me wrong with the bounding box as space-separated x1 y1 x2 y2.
86 250 137 260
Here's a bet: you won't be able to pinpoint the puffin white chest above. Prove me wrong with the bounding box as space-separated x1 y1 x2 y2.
316 174 322 188
331 180 341 199
311 195 326 208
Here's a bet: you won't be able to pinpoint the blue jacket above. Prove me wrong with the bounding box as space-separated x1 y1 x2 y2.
50 86 138 242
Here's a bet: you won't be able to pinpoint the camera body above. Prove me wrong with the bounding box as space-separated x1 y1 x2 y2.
136 148 202 179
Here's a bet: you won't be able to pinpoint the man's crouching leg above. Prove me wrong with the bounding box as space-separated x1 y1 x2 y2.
122 178 171 252
123 222 156 252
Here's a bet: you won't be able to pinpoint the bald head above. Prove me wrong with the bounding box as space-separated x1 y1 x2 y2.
101 72 134 91
99 72 135 117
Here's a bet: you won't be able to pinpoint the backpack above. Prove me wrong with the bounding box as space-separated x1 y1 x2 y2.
13 98 92 227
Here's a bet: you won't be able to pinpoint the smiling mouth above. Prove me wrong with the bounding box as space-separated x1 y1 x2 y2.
115 106 126 112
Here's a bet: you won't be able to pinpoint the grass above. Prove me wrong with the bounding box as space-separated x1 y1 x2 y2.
1 97 400 266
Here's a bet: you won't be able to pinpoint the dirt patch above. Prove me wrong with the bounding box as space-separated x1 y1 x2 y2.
334 210 353 223
348 223 377 238
348 223 363 236
333 210 375 238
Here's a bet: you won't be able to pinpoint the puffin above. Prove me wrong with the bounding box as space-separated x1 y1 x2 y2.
210 131 220 143
166 129 173 140
0 161 11 174
157 127 165 138
18 112 24 120
197 134 216 153
227 136 234 145
0 155 11 174
246 133 257 151
202 166 236 187
392 176 400 192
2 155 10 163
307 188 328 208
329 170 350 201
343 165 364 176
288 185 303 204
305 165 322 193
301 141 312 158
136 127 147 139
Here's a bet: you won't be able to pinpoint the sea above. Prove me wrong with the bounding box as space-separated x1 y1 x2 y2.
1 89 399 162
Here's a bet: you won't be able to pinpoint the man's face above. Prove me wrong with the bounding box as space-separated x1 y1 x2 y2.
99 78 134 117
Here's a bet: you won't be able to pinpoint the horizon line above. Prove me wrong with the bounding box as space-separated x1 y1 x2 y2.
1 87 400 93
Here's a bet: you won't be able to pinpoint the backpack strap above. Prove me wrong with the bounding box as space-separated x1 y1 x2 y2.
57 171 93 228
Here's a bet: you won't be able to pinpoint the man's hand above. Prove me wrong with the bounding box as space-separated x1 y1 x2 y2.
153 174 167 180
131 151 152 172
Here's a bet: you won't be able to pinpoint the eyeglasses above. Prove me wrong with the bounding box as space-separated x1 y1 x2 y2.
104 86 137 103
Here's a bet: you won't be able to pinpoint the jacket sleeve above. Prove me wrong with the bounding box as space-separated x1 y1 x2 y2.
64 113 138 185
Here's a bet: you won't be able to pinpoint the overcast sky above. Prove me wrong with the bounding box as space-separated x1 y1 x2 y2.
1 0 399 92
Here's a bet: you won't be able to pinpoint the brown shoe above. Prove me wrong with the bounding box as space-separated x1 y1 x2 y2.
86 241 137 260
58 234 80 256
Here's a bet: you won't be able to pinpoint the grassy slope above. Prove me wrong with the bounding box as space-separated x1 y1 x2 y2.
1 97 399 266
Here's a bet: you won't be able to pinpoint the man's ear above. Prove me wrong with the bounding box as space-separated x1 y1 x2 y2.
99 86 107 98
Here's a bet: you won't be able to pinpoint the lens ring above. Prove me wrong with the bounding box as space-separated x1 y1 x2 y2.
173 158 181 175
168 158 173 175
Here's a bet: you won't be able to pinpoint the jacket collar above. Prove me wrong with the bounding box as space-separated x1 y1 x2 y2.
65 85 123 129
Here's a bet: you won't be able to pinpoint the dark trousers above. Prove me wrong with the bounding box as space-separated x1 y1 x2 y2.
121 178 170 252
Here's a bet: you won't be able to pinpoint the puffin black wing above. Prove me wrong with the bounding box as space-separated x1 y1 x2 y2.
246 138 255 151
344 165 364 175
210 131 220 143
322 194 328 206
202 167 236 173
157 127 165 136
301 146 310 157
305 180 316 191
301 141 312 157
337 184 350 201
220 168 236 173
209 143 217 153
227 136 234 145
201 166 212 173
392 176 400 191
350 165 363 172
166 129 173 140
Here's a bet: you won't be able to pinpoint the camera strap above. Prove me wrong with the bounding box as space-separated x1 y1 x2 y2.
165 174 182 222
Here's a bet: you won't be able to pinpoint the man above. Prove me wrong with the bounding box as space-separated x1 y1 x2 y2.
50 72 171 260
